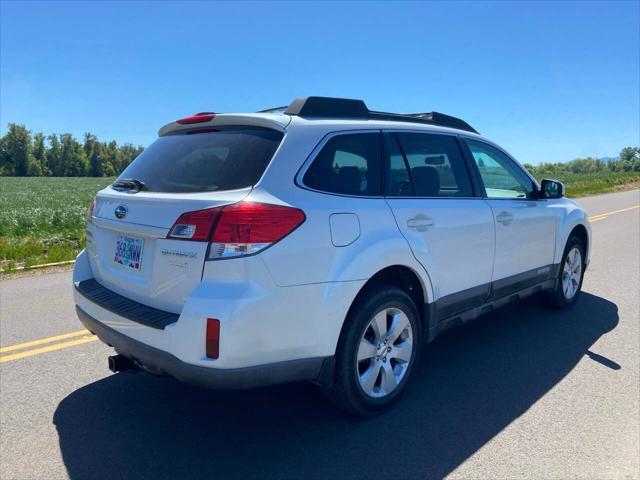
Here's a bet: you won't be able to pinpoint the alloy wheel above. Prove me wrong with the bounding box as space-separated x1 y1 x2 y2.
562 247 582 300
356 307 414 398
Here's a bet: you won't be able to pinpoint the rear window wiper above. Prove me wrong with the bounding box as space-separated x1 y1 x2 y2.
112 178 148 192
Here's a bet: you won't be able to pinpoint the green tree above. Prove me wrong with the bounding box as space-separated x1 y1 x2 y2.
620 146 639 162
118 143 143 173
60 133 88 176
619 147 640 172
1 125 145 176
104 140 119 175
83 133 105 176
31 133 48 176
47 134 64 176
0 133 9 175
26 153 42 176
0 124 32 176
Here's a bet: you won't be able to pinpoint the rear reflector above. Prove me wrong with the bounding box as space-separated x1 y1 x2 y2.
206 318 220 359
167 202 306 260
176 113 215 125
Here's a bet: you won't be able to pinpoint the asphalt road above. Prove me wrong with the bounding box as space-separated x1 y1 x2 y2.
1 189 639 480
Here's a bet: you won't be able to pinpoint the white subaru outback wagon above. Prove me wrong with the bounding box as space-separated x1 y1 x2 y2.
74 96 591 415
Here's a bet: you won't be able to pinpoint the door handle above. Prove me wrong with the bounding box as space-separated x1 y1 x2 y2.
496 212 514 224
407 216 434 229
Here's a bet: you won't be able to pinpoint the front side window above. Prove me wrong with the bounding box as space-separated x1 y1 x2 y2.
386 132 473 197
466 139 534 199
303 133 382 196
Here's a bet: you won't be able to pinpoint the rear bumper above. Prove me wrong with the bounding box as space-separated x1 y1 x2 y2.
76 306 333 390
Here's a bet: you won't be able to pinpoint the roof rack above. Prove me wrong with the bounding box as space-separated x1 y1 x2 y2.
277 96 478 134
257 106 288 113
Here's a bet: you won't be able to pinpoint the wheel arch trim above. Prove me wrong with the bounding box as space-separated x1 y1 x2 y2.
321 263 434 357
556 211 591 266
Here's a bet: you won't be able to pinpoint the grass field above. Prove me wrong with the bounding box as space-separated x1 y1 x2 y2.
0 177 113 271
530 171 640 197
1 172 639 271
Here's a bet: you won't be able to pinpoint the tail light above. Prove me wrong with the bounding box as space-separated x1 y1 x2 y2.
86 198 95 224
167 202 305 260
205 318 220 359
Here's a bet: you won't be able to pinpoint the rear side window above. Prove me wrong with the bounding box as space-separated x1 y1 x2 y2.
115 127 283 193
303 133 382 196
387 133 472 197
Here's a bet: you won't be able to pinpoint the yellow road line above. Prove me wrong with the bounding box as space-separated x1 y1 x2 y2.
589 205 639 221
0 329 89 354
0 335 98 363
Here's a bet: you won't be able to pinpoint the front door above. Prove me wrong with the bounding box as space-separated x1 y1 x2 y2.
463 139 557 298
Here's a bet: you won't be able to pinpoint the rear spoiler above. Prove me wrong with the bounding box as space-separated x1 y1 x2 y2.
158 114 290 137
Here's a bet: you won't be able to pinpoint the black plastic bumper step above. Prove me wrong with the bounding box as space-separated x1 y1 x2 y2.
75 279 178 330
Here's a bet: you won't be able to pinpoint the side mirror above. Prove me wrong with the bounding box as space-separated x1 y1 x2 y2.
539 179 565 199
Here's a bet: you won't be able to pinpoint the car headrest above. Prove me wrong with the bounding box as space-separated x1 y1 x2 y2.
337 166 361 194
411 166 440 196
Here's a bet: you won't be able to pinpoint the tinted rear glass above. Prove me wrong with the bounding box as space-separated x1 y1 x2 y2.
303 133 382 196
115 127 283 193
390 133 472 197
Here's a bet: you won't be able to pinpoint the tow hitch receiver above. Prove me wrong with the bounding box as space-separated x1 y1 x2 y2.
108 354 140 373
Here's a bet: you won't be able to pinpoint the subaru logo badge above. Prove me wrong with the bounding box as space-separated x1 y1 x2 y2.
115 205 128 219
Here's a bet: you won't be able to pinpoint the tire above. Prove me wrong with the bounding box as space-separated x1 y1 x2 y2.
540 235 585 309
325 285 421 416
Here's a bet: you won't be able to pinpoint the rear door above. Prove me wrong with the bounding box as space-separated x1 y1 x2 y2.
86 126 284 313
462 138 557 297
384 132 495 319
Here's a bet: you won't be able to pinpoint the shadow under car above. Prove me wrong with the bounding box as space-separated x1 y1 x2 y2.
53 292 619 480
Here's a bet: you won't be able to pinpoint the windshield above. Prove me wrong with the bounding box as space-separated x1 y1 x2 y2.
115 127 284 193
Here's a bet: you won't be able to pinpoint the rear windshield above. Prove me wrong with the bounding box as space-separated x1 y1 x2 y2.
115 127 284 193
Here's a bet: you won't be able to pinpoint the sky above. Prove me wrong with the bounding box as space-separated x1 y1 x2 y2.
1 1 639 165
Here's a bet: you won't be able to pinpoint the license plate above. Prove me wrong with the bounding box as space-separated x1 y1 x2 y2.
113 235 144 270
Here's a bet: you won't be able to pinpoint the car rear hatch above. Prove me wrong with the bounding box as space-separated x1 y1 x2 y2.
86 117 286 314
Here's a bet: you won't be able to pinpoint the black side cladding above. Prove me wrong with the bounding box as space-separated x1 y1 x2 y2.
75 279 178 329
282 96 479 134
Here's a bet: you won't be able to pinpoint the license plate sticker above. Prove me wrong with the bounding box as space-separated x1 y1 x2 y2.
113 235 144 270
